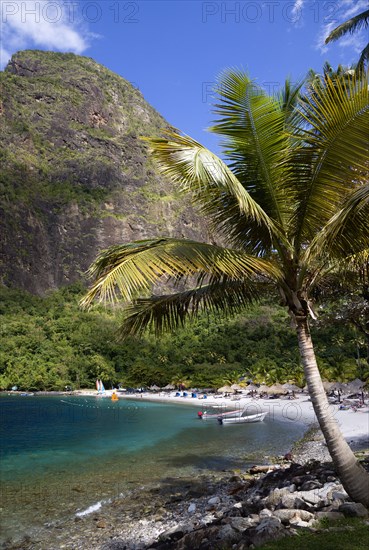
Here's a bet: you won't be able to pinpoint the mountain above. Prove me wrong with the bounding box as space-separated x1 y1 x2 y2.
0 50 208 294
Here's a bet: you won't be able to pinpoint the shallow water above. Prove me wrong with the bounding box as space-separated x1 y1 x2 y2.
0 395 306 544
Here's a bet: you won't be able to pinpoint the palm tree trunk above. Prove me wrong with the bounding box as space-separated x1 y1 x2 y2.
295 314 369 506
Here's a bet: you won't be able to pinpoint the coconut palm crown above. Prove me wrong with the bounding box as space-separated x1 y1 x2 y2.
82 71 369 504
325 8 369 74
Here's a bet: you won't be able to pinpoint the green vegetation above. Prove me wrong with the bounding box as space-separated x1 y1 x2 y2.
0 50 170 213
82 70 369 504
259 518 369 549
325 7 369 74
0 284 365 392
0 50 205 294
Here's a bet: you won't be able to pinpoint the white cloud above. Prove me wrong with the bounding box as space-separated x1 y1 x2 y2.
0 46 12 68
341 0 368 20
337 34 366 55
292 0 305 17
0 1 92 69
313 0 368 58
291 0 306 26
315 21 336 54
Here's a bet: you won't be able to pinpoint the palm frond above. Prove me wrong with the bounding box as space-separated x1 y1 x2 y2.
291 73 369 245
325 9 369 43
80 238 281 309
357 43 369 74
305 182 369 262
209 70 295 230
119 280 267 337
144 131 277 231
277 77 305 124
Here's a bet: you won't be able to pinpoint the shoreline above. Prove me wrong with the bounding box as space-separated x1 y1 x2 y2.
2 391 368 549
5 388 368 446
115 391 369 447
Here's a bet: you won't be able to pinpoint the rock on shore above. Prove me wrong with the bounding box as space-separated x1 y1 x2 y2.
4 439 368 550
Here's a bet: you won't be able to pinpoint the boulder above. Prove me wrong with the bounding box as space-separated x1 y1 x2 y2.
339 503 369 518
289 518 315 529
248 517 286 548
296 490 321 505
332 490 349 501
259 508 273 518
229 517 257 532
273 509 315 524
207 496 221 506
175 527 219 550
297 482 338 506
159 524 186 542
315 511 345 521
279 493 299 509
264 487 293 508
300 480 323 491
216 524 241 544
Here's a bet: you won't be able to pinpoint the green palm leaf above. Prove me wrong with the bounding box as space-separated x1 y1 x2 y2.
292 74 369 246
80 239 281 309
325 9 369 43
144 131 280 235
306 182 369 262
209 70 295 231
325 9 369 74
119 280 266 337
357 43 369 74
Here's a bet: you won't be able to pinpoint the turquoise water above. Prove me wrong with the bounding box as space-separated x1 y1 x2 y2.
0 395 306 544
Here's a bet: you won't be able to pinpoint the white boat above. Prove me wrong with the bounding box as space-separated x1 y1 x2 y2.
218 412 267 425
198 409 242 420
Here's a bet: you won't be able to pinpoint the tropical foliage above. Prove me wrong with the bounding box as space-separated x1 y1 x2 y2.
83 70 369 504
325 8 369 74
0 285 365 391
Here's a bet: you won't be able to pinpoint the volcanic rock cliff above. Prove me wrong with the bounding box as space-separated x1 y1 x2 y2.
0 50 208 294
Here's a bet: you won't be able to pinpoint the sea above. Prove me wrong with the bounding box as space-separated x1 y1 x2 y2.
0 394 306 545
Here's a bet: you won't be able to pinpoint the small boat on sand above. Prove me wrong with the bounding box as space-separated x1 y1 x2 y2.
218 412 267 425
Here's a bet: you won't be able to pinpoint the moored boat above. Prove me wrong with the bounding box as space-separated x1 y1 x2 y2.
198 408 242 420
218 412 267 425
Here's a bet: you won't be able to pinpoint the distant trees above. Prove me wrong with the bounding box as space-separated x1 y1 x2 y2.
0 285 364 392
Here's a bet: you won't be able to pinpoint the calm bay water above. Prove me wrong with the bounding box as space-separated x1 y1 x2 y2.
0 395 306 544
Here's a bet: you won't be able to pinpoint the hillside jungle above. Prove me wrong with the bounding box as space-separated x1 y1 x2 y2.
0 283 367 392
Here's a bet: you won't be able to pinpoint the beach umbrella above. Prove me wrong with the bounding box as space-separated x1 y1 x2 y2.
322 381 335 391
162 384 175 390
149 385 160 391
245 383 259 391
217 385 233 393
346 379 363 392
265 383 286 395
282 383 301 392
231 384 243 391
257 384 269 394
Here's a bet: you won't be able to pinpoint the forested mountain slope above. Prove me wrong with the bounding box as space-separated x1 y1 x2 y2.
0 50 207 293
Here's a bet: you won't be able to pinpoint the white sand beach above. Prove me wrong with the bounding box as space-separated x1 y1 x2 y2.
116 391 369 446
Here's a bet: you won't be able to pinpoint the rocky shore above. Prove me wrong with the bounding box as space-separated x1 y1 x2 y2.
9 429 368 550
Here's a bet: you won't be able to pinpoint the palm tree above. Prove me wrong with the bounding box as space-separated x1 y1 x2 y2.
325 8 369 74
82 71 369 504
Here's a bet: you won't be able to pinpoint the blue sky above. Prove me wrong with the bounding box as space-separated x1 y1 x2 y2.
0 0 367 151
